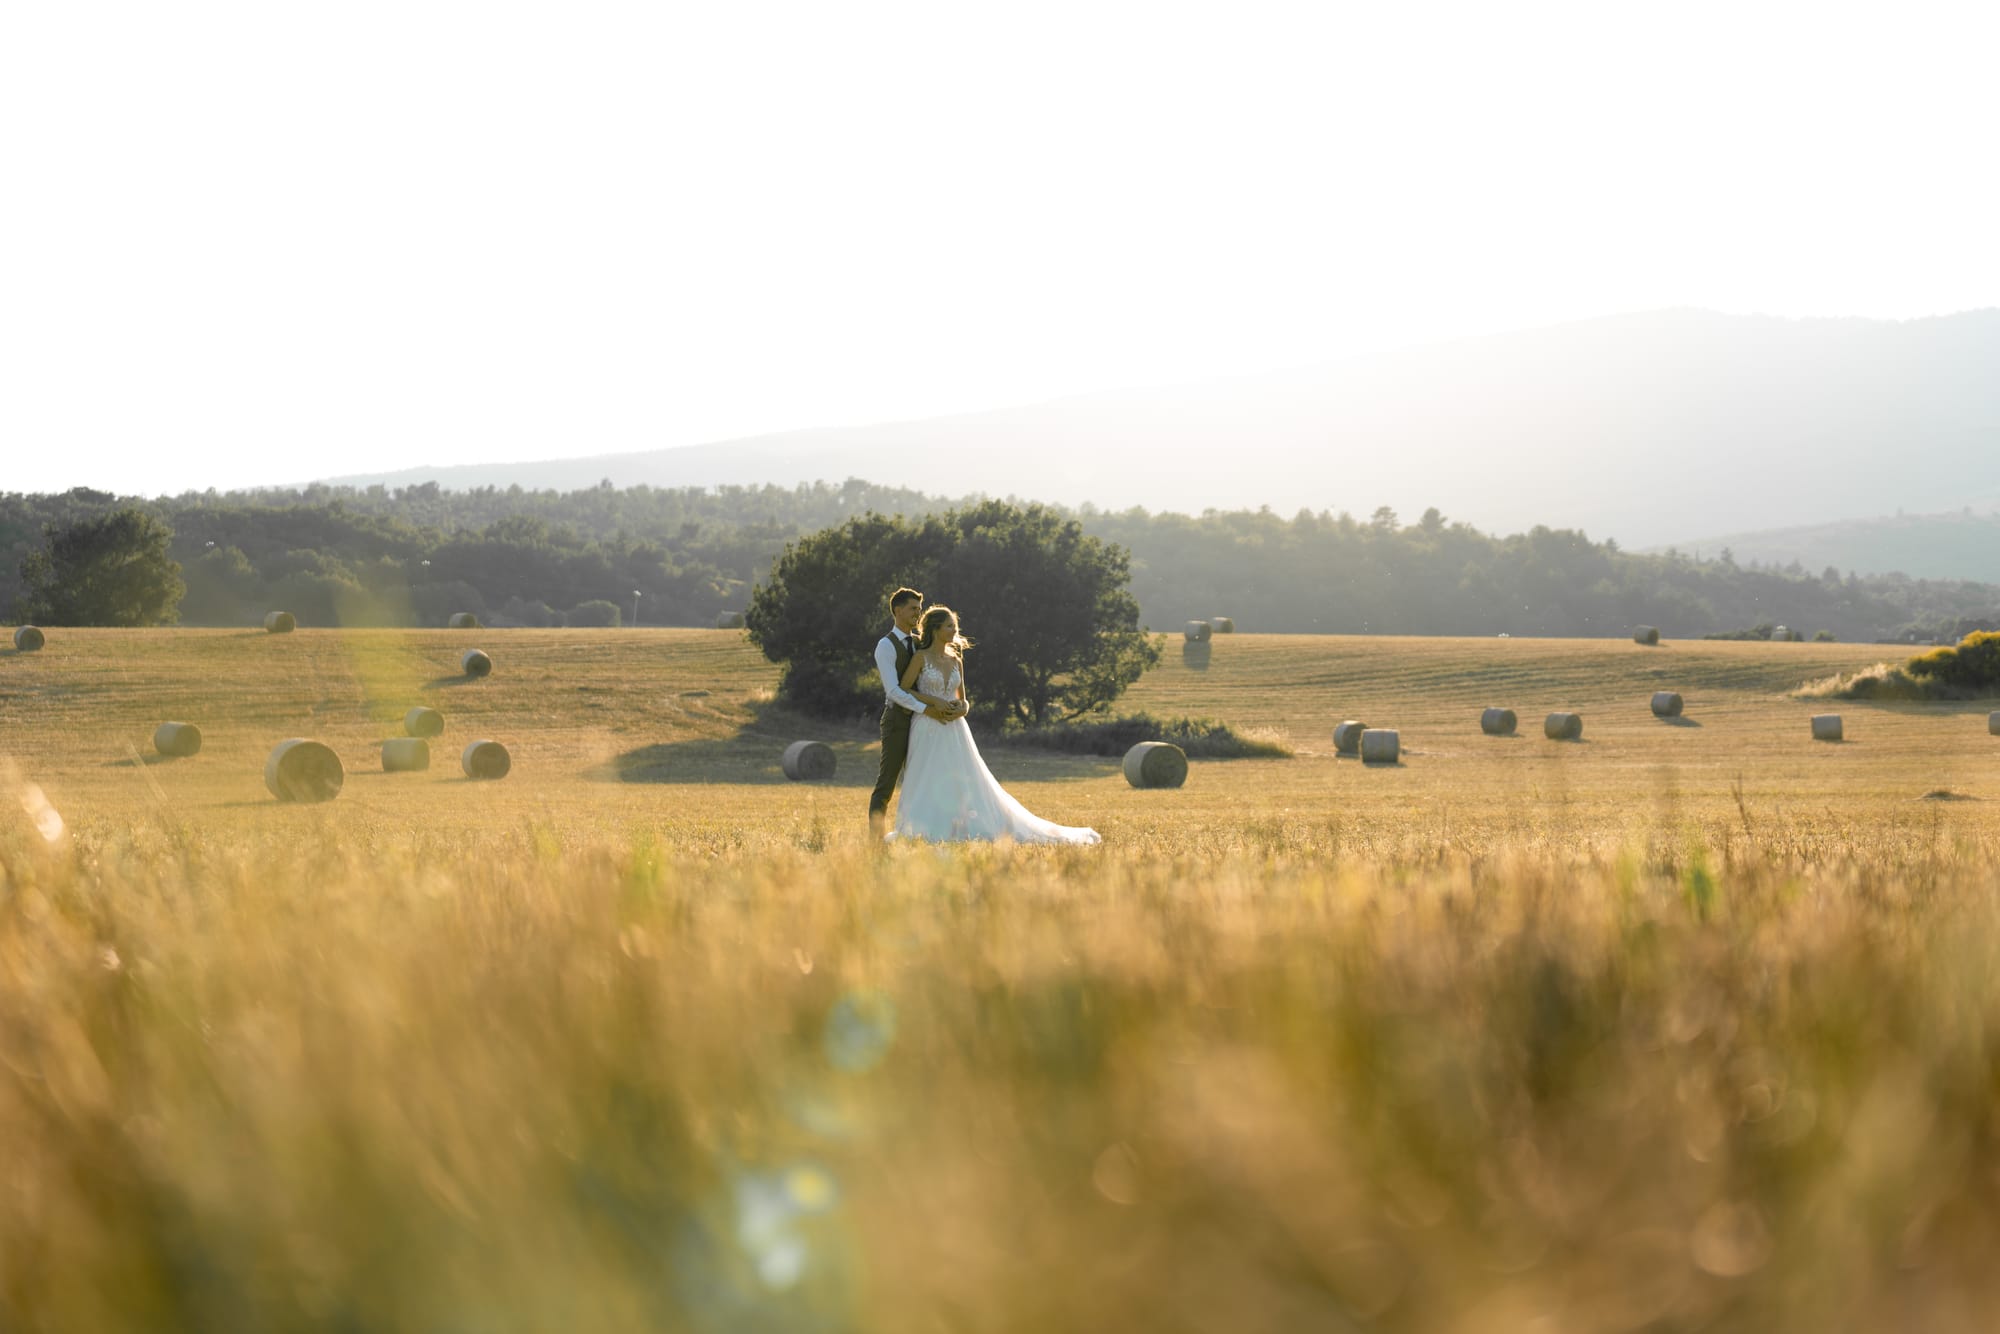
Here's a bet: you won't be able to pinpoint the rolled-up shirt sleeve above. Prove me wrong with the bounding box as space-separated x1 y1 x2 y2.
876 636 926 714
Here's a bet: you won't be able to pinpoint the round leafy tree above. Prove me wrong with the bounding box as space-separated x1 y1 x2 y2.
746 501 1161 724
19 508 185 626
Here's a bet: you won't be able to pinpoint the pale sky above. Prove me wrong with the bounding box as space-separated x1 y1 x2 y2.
3 0 1996 497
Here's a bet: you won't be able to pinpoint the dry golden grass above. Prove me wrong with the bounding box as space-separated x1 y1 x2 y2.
5 629 2000 1331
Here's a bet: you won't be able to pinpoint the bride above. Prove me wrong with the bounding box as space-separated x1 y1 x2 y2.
889 606 1101 845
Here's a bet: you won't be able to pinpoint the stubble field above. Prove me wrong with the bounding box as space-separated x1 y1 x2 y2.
4 628 2000 1331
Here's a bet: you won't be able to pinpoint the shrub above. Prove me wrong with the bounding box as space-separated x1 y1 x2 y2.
1010 712 1290 759
566 599 623 628
1907 631 2000 692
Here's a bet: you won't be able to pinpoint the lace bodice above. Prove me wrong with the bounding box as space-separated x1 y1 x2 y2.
918 658 962 701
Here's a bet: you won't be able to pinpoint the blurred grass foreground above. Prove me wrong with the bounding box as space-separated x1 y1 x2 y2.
8 809 2000 1332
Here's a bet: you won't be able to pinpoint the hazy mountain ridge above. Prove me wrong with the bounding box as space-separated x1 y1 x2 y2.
1662 507 2000 583
318 308 2000 550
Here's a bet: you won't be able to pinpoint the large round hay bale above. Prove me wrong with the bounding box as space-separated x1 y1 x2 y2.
717 610 747 630
382 738 431 772
12 626 44 652
781 740 837 781
1650 691 1684 718
264 739 343 802
1544 712 1584 741
1990 711 2000 737
460 649 492 678
447 612 481 630
461 739 511 780
1360 729 1400 764
1332 720 1366 754
1480 707 1517 736
1210 617 1235 633
1634 626 1660 645
1123 741 1188 789
263 611 296 634
1811 714 1843 742
404 706 444 737
153 722 203 758
1184 620 1212 643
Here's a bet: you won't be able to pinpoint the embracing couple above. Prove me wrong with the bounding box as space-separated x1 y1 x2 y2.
867 587 1101 845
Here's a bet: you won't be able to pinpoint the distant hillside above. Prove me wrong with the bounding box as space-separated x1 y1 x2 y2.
317 308 2000 549
1662 508 2000 582
8 482 1999 642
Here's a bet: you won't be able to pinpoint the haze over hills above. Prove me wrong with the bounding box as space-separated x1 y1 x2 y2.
1661 507 2000 583
318 308 2000 551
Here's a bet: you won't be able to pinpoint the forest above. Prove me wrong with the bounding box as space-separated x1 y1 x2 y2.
3 481 1995 643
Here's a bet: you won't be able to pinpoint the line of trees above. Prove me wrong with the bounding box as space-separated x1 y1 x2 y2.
5 484 1997 641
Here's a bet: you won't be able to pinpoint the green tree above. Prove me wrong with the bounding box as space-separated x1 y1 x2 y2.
746 501 1160 725
20 509 185 626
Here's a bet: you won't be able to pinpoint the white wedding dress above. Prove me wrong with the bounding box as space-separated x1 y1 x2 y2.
890 660 1101 845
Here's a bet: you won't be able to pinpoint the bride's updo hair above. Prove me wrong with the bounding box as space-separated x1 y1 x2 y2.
915 605 971 653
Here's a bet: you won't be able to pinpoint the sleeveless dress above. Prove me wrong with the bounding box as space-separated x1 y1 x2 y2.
889 659 1101 845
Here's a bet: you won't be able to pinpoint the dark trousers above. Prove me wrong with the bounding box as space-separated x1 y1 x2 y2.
869 710 913 817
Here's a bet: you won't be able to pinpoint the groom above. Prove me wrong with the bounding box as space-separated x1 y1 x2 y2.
869 586 966 836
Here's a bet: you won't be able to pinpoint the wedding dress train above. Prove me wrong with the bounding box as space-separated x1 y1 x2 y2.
889 661 1100 845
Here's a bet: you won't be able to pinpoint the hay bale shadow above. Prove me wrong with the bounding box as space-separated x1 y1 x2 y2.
1181 642 1212 671
422 675 483 690
1658 717 1703 728
102 753 180 768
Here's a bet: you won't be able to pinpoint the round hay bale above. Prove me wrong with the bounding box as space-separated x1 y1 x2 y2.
12 626 45 652
264 739 343 802
1811 714 1843 742
461 739 511 780
1210 617 1235 633
447 612 481 630
1122 741 1188 789
1634 625 1660 645
1332 720 1367 755
1990 711 2000 737
1360 729 1400 764
1184 620 1212 643
1650 691 1684 718
153 722 202 758
717 610 747 630
263 611 296 634
460 649 492 678
1480 707 1517 736
781 740 837 781
404 706 444 738
381 738 431 772
1544 712 1584 741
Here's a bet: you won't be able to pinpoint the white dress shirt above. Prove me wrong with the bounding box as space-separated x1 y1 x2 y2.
876 629 928 715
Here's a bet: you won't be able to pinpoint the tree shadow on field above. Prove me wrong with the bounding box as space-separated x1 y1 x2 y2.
591 698 1117 787
590 698 878 787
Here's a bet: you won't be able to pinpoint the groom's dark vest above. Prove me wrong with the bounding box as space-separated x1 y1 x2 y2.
881 631 915 732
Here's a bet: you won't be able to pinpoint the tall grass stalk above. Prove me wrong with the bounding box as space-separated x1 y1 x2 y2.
7 823 2000 1330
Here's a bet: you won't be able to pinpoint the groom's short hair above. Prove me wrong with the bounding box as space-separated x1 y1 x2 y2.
889 587 923 610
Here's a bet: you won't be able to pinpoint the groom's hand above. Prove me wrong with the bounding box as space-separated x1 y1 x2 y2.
924 703 953 721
